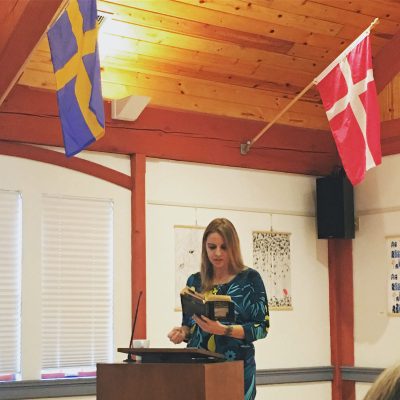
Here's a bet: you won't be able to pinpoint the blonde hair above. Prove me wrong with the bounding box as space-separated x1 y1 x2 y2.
363 363 400 400
200 218 245 291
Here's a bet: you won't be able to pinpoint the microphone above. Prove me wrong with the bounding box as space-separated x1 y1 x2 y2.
124 290 143 363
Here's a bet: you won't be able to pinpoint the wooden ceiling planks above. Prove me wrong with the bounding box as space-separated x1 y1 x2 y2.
99 1 295 53
177 0 344 36
310 0 400 24
17 0 400 131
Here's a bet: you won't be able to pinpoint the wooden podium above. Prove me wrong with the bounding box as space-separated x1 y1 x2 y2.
97 348 244 400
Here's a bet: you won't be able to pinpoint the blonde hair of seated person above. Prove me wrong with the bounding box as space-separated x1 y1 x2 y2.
363 363 400 400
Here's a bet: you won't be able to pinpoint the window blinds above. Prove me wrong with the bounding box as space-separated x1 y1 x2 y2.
0 190 22 377
41 195 113 373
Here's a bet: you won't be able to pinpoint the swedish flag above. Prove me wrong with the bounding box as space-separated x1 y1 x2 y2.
47 0 105 157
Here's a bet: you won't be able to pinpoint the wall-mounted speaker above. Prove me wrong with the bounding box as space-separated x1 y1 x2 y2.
316 172 355 239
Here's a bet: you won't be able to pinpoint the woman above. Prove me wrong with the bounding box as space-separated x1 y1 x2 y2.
168 218 270 400
363 363 400 400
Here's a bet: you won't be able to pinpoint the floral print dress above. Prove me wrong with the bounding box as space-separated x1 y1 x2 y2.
182 268 270 400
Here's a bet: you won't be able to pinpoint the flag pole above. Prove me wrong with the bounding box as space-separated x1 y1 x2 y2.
240 80 315 155
240 17 380 156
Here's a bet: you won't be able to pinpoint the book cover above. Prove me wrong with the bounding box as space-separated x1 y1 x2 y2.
180 287 235 322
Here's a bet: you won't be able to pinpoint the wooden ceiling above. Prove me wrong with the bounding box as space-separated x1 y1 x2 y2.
19 0 400 129
1 0 400 177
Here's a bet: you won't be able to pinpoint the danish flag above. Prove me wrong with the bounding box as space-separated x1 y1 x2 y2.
314 32 381 185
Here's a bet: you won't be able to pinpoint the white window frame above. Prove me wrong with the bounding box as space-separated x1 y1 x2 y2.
0 190 22 381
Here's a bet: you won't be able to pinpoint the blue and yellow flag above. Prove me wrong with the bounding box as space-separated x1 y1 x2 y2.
47 0 105 157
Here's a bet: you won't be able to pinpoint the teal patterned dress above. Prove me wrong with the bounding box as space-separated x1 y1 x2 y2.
182 268 270 400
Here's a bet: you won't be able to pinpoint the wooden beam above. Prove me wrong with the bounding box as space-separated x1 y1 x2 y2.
374 27 400 93
0 0 65 106
381 118 400 156
328 239 355 400
0 108 338 176
381 118 400 141
0 86 338 176
130 154 146 339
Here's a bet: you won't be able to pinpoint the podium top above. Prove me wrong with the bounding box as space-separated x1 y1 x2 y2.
117 347 225 363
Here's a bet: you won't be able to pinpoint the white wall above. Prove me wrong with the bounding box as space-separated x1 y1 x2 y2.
354 154 400 368
356 382 372 400
146 159 331 399
0 153 331 400
353 154 400 400
0 153 132 380
257 382 331 400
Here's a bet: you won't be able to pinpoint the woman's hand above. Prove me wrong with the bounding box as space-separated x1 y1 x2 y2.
193 315 246 339
193 315 226 336
167 326 189 344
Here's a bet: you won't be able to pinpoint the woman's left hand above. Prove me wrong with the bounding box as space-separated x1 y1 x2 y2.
193 315 225 335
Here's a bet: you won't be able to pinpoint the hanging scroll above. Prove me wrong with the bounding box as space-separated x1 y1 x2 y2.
174 225 204 310
252 231 292 310
388 237 400 315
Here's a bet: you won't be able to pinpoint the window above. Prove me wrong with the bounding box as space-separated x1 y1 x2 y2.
41 195 113 378
0 190 22 381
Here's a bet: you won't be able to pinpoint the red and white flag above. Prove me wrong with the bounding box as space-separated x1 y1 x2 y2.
314 31 381 186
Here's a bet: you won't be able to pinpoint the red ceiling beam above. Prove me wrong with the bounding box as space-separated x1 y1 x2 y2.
328 239 355 400
130 154 146 340
6 84 400 174
0 0 65 106
381 118 400 141
0 108 338 176
380 118 400 156
0 85 338 176
374 27 400 93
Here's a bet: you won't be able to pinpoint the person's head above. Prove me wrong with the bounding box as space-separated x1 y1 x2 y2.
363 363 400 400
200 218 245 291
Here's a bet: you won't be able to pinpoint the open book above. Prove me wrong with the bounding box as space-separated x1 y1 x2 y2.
180 287 235 322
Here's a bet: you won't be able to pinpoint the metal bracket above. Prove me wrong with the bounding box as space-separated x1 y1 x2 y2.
240 141 251 155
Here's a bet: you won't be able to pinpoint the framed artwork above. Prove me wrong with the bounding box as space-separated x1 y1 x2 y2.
252 231 292 310
387 237 400 315
174 225 205 310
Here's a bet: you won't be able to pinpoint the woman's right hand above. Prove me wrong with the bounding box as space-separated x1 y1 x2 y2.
167 326 188 344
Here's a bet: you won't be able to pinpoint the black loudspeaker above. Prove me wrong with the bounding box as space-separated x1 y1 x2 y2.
316 172 355 239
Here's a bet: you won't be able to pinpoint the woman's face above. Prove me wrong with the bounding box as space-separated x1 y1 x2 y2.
205 232 229 271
